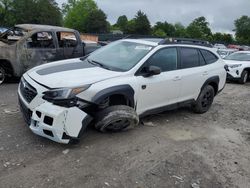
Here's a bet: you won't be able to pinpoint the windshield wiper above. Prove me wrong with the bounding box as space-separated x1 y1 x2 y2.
87 59 112 70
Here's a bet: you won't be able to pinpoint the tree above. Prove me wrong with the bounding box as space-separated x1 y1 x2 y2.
133 10 151 35
63 0 98 32
84 9 109 33
153 28 166 37
212 32 234 44
116 15 128 32
0 0 62 26
153 21 175 37
186 16 212 40
174 23 187 37
234 15 250 45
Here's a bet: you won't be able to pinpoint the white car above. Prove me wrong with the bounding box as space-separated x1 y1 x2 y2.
213 43 227 49
224 51 250 84
217 49 238 59
18 38 227 144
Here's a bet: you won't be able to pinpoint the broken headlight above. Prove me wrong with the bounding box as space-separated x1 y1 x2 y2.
43 85 91 100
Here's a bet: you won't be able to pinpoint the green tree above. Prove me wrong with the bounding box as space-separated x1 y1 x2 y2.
186 16 212 40
116 15 128 32
0 0 62 26
174 23 187 37
133 10 151 35
153 21 175 37
153 28 166 37
234 15 250 45
84 9 109 33
63 0 98 32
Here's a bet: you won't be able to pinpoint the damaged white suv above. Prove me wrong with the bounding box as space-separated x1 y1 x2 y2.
18 38 226 144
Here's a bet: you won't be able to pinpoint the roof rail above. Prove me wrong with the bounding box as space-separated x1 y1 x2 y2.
159 38 213 47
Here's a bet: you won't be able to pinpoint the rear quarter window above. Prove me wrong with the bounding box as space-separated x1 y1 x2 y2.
200 49 218 64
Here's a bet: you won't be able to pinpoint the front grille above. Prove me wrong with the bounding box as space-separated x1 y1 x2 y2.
20 78 37 103
18 96 32 125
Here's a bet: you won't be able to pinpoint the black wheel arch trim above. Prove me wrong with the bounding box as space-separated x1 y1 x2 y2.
92 85 135 108
201 76 220 95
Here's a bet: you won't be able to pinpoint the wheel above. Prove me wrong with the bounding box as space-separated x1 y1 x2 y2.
239 70 248 84
192 85 215 114
95 105 139 132
0 66 6 85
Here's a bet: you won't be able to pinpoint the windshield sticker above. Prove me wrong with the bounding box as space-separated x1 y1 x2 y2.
135 46 152 50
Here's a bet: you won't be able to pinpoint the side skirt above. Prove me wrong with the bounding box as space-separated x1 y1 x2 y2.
139 99 195 118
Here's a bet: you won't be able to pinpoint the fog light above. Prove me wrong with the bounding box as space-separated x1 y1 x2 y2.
236 70 239 75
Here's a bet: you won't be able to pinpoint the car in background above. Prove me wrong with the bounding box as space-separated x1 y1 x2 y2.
224 51 250 84
213 43 227 49
82 40 101 55
0 24 101 84
217 49 238 59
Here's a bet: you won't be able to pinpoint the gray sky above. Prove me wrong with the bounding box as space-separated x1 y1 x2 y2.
57 0 250 34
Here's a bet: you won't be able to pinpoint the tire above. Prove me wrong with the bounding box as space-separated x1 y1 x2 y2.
192 85 215 114
239 70 248 84
95 105 139 132
0 66 6 85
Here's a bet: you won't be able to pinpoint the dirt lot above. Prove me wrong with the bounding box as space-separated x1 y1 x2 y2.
0 82 250 188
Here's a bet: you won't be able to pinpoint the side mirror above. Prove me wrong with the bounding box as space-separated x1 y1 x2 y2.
143 66 161 77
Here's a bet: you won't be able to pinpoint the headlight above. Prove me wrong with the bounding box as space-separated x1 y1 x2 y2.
228 64 242 68
43 85 91 100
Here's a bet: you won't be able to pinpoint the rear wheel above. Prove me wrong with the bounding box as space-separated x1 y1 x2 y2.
0 66 5 85
239 70 248 84
95 105 139 132
192 85 215 114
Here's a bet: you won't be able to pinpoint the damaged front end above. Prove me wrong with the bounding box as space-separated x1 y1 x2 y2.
18 76 94 144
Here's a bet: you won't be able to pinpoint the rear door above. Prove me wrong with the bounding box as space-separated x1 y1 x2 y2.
178 47 209 101
56 31 83 60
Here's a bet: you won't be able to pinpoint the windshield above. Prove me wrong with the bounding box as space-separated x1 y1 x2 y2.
224 52 250 61
0 27 28 44
87 41 153 71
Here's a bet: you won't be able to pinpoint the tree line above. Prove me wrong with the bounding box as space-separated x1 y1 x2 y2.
0 0 250 45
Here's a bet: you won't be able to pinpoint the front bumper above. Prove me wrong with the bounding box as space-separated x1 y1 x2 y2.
18 76 92 144
226 67 243 80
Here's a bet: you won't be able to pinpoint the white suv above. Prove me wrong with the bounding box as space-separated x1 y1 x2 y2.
18 38 227 144
224 51 250 84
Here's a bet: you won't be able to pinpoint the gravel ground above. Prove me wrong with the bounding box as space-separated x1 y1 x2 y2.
0 82 250 188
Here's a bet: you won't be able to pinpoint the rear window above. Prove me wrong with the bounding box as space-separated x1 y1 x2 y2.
200 50 218 64
180 48 199 69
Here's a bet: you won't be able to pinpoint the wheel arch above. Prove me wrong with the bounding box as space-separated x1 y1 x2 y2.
0 59 14 76
201 76 219 96
92 85 135 108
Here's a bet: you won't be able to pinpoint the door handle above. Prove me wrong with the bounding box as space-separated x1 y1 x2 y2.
173 76 181 81
202 71 208 76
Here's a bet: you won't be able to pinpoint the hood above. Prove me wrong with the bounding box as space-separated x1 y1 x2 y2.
27 58 123 88
224 59 250 65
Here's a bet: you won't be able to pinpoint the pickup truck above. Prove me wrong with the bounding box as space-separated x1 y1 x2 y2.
0 24 100 84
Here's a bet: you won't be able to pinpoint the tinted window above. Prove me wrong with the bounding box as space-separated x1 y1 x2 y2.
180 48 199 69
147 48 177 72
199 50 206 66
200 50 218 64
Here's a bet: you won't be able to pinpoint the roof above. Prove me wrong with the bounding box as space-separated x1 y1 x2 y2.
15 24 75 32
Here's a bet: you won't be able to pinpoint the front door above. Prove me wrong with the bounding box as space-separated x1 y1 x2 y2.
136 47 182 115
24 31 57 71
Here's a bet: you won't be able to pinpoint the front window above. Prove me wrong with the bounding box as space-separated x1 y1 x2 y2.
88 41 153 71
225 53 250 61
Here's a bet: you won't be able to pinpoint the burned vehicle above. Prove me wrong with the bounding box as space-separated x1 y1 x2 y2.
18 38 226 144
0 24 98 84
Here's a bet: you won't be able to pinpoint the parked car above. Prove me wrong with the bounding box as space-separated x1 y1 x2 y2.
0 24 100 84
18 38 226 144
217 49 238 59
224 51 250 84
213 43 227 49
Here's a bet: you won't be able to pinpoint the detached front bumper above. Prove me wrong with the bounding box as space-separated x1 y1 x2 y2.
18 76 92 144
